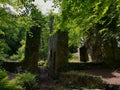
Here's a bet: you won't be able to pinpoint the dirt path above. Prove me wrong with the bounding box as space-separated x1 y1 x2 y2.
38 66 57 90
80 68 120 85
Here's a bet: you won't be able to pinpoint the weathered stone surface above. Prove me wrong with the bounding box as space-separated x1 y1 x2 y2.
47 16 68 78
48 31 68 78
79 46 88 62
22 26 41 73
0 60 21 72
102 39 120 67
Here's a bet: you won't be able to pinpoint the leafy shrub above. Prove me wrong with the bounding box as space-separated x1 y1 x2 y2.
9 40 25 61
38 60 45 66
0 39 10 60
0 69 38 90
38 60 47 67
0 69 22 90
6 80 22 90
0 77 8 90
0 69 9 90
69 53 80 63
15 73 38 90
0 69 7 79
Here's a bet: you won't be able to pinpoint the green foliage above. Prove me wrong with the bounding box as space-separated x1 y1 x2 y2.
0 0 23 9
0 0 44 61
38 60 47 67
0 77 10 90
0 40 10 60
55 0 120 46
0 69 22 90
69 53 80 63
40 24 49 60
68 26 83 47
10 40 25 61
63 71 90 76
0 69 38 90
15 73 38 90
0 27 26 60
38 60 45 66
0 3 26 60
7 80 22 90
0 69 7 79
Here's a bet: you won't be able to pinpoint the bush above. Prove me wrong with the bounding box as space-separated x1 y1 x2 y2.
69 53 80 63
0 69 22 90
0 69 8 90
15 73 38 90
9 40 25 61
0 69 38 90
0 69 7 79
7 80 22 90
38 60 47 67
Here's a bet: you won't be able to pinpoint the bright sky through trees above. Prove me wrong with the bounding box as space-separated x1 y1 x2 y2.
33 0 59 15
0 3 19 15
0 0 59 15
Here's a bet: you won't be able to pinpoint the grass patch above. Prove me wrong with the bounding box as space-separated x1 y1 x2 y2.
60 71 105 89
69 53 80 63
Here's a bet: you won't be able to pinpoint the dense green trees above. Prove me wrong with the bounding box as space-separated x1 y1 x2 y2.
0 2 26 60
53 0 120 66
0 0 120 74
55 0 120 41
0 0 44 73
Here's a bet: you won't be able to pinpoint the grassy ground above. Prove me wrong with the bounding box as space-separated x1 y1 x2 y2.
68 53 80 63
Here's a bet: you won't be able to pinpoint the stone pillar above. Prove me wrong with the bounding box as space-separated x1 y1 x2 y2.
103 39 120 67
79 46 88 62
22 26 41 73
48 31 68 78
48 15 68 78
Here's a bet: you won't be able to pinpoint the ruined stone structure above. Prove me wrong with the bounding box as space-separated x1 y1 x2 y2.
103 39 120 67
48 31 68 78
79 46 88 62
47 15 68 78
23 26 41 73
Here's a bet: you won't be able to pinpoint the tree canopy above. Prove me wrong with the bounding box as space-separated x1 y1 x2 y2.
0 0 45 60
53 0 120 46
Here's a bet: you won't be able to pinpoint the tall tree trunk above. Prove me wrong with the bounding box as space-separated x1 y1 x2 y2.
22 26 41 73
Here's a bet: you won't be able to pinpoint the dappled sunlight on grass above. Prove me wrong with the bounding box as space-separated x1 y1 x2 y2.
68 53 80 63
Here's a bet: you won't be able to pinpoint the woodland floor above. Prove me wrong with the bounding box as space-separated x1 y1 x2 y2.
80 68 120 86
37 66 120 90
8 66 120 90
